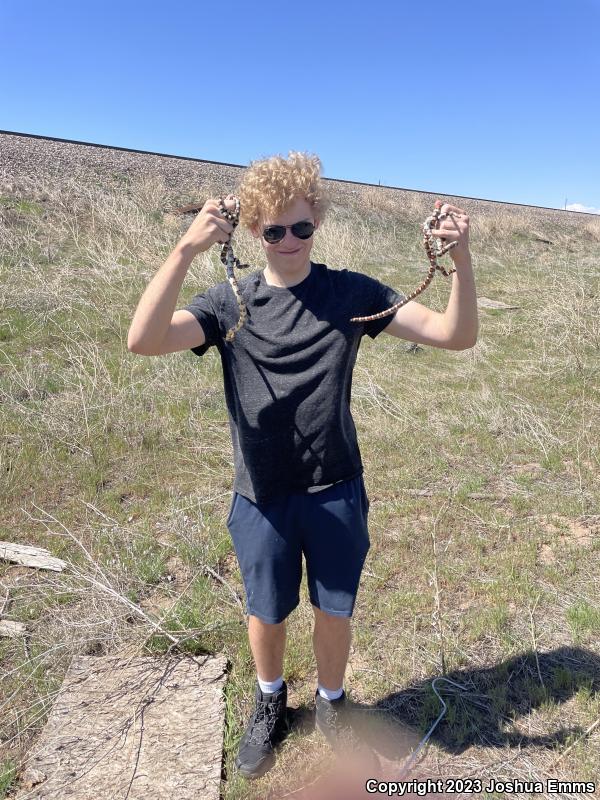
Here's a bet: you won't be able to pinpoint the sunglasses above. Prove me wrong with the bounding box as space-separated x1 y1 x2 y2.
262 220 315 244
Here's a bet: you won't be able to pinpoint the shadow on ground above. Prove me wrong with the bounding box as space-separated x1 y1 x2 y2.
287 646 599 757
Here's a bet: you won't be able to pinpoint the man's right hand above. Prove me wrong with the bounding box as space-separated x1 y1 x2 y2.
178 195 238 256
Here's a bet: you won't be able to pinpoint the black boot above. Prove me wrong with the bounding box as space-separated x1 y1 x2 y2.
315 689 380 768
315 688 351 749
235 680 288 779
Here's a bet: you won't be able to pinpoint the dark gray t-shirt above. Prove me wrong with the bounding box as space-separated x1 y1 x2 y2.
183 261 405 504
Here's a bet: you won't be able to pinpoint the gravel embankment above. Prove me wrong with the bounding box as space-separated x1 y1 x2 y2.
0 131 590 231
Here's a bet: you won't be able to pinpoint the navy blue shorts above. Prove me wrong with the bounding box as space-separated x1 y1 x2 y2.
226 473 371 624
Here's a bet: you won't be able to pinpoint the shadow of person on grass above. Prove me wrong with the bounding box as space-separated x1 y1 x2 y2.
286 646 599 758
359 646 599 758
272 647 599 798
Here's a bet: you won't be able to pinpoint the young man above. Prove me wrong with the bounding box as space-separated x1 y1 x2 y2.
127 151 477 780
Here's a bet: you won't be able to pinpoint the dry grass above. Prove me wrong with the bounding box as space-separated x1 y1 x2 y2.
1 169 599 799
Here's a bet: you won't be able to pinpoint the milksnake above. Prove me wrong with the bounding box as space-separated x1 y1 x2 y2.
349 199 458 322
217 196 251 342
215 196 459 339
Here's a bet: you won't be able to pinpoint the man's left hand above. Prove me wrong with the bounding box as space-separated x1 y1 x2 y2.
429 202 471 265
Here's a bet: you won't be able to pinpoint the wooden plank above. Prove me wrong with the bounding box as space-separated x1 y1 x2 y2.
0 619 26 637
0 542 66 572
477 296 520 310
17 654 228 799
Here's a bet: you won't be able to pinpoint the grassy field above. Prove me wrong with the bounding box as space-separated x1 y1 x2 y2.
0 170 599 799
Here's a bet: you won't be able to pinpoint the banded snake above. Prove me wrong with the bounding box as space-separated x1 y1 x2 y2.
349 199 458 322
215 196 459 339
217 195 252 342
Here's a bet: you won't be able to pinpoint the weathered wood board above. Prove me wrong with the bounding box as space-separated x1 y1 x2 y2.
0 618 26 637
477 296 520 309
17 654 228 799
0 541 66 571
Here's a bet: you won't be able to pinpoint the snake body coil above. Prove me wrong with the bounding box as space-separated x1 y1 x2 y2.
217 196 251 341
349 201 458 322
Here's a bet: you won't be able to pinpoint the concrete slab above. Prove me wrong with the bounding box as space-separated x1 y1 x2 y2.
17 654 228 799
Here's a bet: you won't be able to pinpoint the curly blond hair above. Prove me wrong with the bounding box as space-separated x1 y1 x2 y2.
235 150 331 231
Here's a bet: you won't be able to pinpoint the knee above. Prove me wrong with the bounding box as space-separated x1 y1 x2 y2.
312 605 351 627
249 613 287 630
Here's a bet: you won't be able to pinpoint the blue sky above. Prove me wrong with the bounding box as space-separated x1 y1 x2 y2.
1 0 599 213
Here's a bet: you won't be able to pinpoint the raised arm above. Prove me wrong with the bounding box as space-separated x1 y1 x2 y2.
127 196 235 355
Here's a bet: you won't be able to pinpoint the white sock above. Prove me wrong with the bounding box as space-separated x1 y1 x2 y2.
318 683 344 701
258 675 284 694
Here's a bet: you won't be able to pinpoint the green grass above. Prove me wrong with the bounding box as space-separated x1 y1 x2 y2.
567 602 600 641
0 760 18 798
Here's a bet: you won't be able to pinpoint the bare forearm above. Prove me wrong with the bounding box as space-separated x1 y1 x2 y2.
127 243 196 352
443 254 478 349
